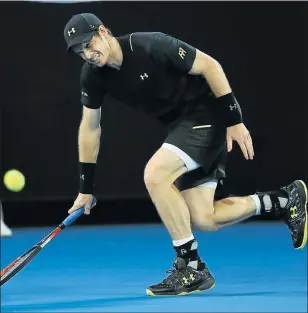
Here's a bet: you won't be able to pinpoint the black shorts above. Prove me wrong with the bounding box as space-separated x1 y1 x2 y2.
164 102 227 192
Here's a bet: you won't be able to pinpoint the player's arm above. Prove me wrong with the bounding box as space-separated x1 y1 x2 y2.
189 49 244 126
189 49 254 159
189 50 231 97
190 48 254 159
79 106 101 165
68 66 105 215
71 106 101 215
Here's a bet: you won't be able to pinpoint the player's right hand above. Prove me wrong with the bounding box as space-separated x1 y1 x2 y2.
68 193 95 215
227 123 254 160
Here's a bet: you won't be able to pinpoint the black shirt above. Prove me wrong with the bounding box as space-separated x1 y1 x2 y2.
80 32 210 125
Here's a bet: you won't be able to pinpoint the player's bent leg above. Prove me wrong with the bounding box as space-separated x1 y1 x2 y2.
181 181 256 231
144 147 191 240
146 111 228 296
183 179 307 250
145 147 214 296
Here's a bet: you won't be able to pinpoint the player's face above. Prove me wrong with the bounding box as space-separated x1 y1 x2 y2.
80 29 111 67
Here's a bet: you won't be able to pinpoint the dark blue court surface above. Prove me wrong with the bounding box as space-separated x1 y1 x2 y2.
1 222 307 312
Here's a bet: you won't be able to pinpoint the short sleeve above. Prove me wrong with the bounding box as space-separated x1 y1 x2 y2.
150 32 197 73
80 63 105 109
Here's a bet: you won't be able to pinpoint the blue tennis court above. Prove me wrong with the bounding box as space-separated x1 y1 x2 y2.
1 222 307 312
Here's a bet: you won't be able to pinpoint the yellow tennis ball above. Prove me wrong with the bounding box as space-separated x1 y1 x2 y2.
3 169 25 192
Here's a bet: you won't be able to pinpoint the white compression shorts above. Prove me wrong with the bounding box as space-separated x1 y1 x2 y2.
162 143 218 189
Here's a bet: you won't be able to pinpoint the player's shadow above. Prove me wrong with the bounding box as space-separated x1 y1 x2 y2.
3 291 306 311
2 296 157 311
189 291 278 297
187 290 307 298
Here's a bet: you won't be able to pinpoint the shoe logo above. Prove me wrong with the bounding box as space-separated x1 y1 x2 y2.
290 206 298 218
182 274 195 285
182 277 189 285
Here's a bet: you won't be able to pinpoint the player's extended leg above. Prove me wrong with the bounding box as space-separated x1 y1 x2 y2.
144 147 215 296
183 180 307 250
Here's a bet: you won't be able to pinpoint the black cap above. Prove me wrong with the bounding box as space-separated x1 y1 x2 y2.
64 13 103 52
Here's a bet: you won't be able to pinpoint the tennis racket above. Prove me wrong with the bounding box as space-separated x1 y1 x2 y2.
0 198 96 286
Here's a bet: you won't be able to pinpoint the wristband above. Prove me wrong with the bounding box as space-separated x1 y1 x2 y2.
215 93 243 127
79 162 96 194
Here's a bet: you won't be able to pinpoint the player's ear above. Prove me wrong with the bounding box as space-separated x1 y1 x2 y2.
98 25 108 38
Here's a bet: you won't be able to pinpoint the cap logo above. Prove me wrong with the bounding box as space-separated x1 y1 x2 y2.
67 28 76 36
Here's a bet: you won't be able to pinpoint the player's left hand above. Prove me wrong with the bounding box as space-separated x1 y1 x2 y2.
227 123 254 160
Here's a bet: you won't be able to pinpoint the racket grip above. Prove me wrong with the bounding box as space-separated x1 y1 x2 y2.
62 197 97 227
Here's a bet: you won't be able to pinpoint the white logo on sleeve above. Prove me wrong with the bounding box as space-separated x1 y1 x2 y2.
178 47 186 59
80 174 84 180
67 28 76 36
229 103 237 111
140 73 148 80
81 91 88 97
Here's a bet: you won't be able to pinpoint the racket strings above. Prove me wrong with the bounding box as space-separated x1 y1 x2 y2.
0 249 39 284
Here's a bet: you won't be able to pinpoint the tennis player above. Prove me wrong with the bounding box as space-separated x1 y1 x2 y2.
63 13 307 296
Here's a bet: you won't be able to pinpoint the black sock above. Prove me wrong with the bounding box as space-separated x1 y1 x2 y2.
257 189 289 216
173 239 201 270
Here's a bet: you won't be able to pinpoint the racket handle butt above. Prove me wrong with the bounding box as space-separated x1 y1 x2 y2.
63 197 97 227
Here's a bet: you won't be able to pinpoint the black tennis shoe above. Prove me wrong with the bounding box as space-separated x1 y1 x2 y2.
281 180 307 250
146 257 215 296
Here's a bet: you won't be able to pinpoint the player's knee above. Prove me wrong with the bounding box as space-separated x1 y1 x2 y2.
144 163 170 193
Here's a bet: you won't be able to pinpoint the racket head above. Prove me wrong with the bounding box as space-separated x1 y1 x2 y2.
0 246 41 286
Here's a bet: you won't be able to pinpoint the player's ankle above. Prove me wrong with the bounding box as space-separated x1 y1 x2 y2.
173 238 201 270
251 190 288 217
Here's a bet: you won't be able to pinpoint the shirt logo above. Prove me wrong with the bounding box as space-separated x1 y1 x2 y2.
67 28 76 36
178 47 186 59
140 73 148 80
229 103 237 111
81 91 88 97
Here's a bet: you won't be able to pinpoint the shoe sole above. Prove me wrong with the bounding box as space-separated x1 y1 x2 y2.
146 278 216 296
295 180 308 250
